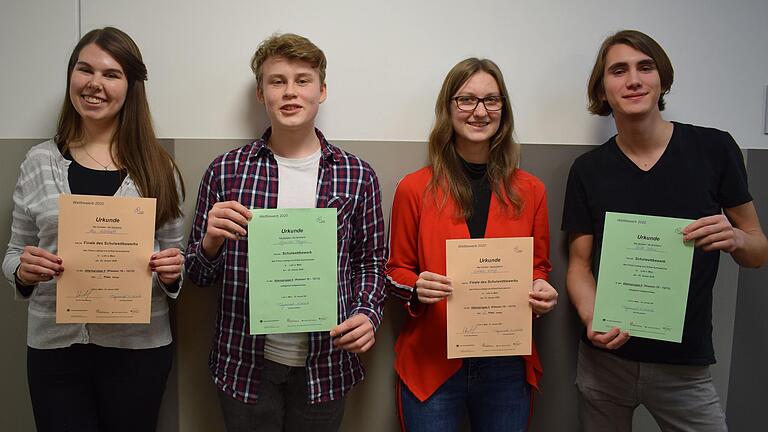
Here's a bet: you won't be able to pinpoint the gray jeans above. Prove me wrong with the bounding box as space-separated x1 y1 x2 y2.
217 359 346 432
576 341 727 432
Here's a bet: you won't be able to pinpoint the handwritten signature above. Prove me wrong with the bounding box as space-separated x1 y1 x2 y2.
274 239 311 246
87 228 123 235
461 325 482 335
75 289 97 298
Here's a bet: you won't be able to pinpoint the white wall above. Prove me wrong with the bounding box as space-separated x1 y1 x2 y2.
4 0 768 147
0 0 79 139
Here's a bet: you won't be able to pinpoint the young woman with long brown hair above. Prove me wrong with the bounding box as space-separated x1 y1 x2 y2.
3 27 185 432
386 58 558 431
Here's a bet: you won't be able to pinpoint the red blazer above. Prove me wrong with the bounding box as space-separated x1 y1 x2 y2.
386 166 551 401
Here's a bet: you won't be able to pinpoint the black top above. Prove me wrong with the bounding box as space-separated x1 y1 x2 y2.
462 158 491 239
64 151 126 196
561 122 751 365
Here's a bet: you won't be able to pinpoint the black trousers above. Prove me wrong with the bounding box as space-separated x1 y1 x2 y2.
217 359 345 432
27 343 173 432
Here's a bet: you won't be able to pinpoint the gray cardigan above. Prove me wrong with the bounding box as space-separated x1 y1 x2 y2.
2 140 184 349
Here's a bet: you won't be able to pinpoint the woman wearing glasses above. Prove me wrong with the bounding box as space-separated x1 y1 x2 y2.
2 27 184 431
386 58 558 431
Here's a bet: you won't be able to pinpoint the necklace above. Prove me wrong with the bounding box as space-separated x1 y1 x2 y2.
80 145 114 171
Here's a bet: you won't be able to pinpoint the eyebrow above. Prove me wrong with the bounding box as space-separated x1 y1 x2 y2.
266 72 314 79
455 92 501 97
606 61 628 71
607 58 656 71
75 61 124 75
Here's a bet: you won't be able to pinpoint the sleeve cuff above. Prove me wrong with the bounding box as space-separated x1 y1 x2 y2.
156 269 184 299
386 275 425 317
12 264 35 300
193 241 224 271
406 289 426 317
14 282 34 300
351 306 382 331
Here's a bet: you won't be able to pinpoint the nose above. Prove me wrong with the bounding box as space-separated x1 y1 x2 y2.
283 81 297 99
626 67 642 89
472 100 489 117
87 74 103 91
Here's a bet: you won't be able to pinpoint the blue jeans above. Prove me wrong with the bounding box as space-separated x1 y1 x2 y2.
400 356 530 432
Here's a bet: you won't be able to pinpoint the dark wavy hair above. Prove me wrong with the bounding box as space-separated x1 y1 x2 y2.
587 29 674 116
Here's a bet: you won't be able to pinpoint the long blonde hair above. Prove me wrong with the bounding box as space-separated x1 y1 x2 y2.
55 27 184 227
427 58 521 218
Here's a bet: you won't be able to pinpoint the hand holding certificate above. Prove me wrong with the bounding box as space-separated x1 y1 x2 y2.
446 237 533 358
248 208 337 334
593 212 694 342
57 195 156 324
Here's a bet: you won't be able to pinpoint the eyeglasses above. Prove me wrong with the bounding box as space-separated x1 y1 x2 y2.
452 95 505 112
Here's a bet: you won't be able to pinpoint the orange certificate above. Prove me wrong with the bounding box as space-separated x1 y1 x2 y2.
446 237 533 358
56 194 156 324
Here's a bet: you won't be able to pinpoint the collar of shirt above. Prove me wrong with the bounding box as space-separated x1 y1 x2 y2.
250 127 341 165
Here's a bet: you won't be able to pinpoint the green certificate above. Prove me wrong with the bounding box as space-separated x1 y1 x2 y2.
248 208 337 334
593 212 694 342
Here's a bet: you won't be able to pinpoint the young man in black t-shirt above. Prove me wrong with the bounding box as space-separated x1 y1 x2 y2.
562 30 768 431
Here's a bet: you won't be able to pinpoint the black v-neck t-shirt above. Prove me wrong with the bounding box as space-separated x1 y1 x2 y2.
561 122 751 365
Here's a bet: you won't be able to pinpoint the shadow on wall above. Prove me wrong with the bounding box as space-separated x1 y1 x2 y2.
243 81 271 138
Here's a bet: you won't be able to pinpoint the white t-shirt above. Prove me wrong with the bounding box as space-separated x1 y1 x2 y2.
263 148 322 367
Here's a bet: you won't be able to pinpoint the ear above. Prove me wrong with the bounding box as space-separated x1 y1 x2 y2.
319 82 327 104
256 84 265 103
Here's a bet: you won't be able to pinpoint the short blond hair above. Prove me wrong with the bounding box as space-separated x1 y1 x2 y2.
250 33 327 86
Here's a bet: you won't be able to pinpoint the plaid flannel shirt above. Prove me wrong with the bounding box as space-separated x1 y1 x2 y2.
185 128 387 404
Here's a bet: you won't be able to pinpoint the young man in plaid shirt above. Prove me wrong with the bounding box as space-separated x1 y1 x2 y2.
185 33 387 432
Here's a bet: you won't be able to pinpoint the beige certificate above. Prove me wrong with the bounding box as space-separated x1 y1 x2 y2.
56 195 156 324
446 237 533 358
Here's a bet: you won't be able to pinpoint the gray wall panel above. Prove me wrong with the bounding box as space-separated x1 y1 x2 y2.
1 139 755 431
520 144 591 431
726 148 768 431
0 139 47 432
